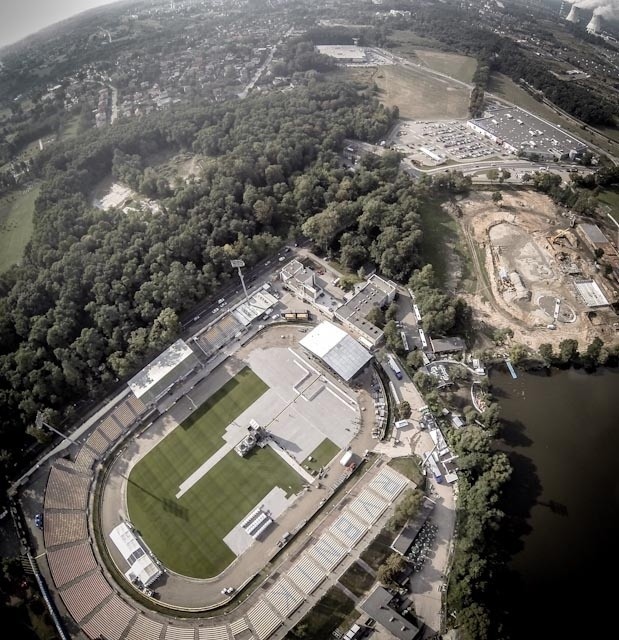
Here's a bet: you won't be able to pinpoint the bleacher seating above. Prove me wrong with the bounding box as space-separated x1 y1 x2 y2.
43 511 88 548
286 556 326 595
113 401 138 428
229 617 250 637
198 625 231 640
265 578 304 619
348 488 389 525
59 570 112 622
47 542 97 588
45 465 91 510
246 600 281 640
196 315 243 357
84 429 111 456
81 594 137 640
98 415 123 442
126 393 146 416
308 534 348 572
74 445 97 472
165 625 196 640
125 614 164 640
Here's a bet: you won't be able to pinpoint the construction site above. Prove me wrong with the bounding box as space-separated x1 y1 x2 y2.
456 189 619 348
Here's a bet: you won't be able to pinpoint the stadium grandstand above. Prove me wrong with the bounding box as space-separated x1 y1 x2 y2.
194 313 244 358
128 339 200 405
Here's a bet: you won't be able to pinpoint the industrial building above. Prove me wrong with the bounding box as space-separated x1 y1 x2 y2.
578 223 614 255
279 259 322 303
299 321 372 381
335 274 398 347
361 586 421 640
316 45 368 64
468 107 586 160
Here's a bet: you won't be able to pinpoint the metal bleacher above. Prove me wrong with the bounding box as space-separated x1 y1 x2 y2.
198 625 232 640
58 570 113 622
165 625 197 640
195 314 243 357
81 594 137 640
46 541 98 588
45 464 91 510
246 600 281 640
125 614 164 640
43 510 88 548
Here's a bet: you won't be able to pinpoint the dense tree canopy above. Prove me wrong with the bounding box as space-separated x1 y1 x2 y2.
0 80 397 464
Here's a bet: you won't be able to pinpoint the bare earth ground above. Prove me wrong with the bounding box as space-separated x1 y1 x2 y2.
456 189 618 349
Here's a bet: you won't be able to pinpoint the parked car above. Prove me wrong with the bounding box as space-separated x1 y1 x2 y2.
34 513 43 529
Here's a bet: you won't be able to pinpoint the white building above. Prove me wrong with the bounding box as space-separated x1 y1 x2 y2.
109 522 162 587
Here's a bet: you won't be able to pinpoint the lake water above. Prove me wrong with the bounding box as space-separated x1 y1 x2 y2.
491 366 619 637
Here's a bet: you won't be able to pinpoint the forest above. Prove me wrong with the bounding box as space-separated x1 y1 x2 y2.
0 80 402 475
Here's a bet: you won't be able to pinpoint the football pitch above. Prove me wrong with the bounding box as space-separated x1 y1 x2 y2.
126 367 304 578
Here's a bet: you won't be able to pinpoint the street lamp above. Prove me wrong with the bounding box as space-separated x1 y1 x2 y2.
35 411 77 445
230 259 250 305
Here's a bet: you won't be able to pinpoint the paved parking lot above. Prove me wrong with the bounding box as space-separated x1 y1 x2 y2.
390 119 513 165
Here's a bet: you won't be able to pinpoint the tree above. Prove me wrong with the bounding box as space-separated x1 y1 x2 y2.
509 343 528 366
538 343 554 366
406 350 424 370
398 400 411 419
366 305 385 329
558 339 579 364
377 553 407 586
585 337 604 366
491 191 503 206
413 370 434 393
486 168 499 183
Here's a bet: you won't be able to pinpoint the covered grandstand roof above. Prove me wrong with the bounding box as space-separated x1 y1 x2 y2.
109 522 162 587
128 339 198 404
299 321 372 381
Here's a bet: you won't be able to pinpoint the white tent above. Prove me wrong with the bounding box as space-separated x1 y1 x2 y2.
109 522 162 587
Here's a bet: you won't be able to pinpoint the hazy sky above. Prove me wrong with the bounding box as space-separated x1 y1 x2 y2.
0 0 120 47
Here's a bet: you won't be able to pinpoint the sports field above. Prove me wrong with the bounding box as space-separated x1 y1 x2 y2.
0 185 40 273
127 368 303 578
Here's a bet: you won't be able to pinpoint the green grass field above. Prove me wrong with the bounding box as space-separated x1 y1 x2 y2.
597 189 619 224
127 368 304 578
413 48 477 84
0 185 40 273
302 439 340 473
338 561 375 597
388 457 425 487
419 199 459 287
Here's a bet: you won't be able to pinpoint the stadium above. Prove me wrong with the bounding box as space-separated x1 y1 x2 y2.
21 307 412 640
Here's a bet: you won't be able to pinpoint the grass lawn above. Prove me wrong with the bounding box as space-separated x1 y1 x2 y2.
59 114 80 141
419 198 460 287
413 48 477 84
127 368 304 578
302 439 340 473
360 529 397 571
0 185 40 273
286 587 357 640
339 561 376 597
597 189 619 224
388 457 425 487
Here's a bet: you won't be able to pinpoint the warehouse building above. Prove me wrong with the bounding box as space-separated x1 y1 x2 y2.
299 321 372 381
468 107 586 160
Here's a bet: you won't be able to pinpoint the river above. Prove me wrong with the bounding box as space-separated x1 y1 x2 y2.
491 366 619 638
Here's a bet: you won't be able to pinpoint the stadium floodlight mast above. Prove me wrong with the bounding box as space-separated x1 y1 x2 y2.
35 410 77 445
230 259 250 305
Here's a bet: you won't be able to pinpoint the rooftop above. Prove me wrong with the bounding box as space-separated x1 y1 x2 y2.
579 223 610 246
361 586 421 640
574 280 610 307
470 106 585 155
392 497 436 555
299 321 372 381
336 275 397 340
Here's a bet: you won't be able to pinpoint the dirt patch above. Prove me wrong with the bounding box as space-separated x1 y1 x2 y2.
457 190 618 349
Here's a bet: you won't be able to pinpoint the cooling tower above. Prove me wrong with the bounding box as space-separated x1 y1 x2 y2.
586 14 603 33
566 5 580 22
